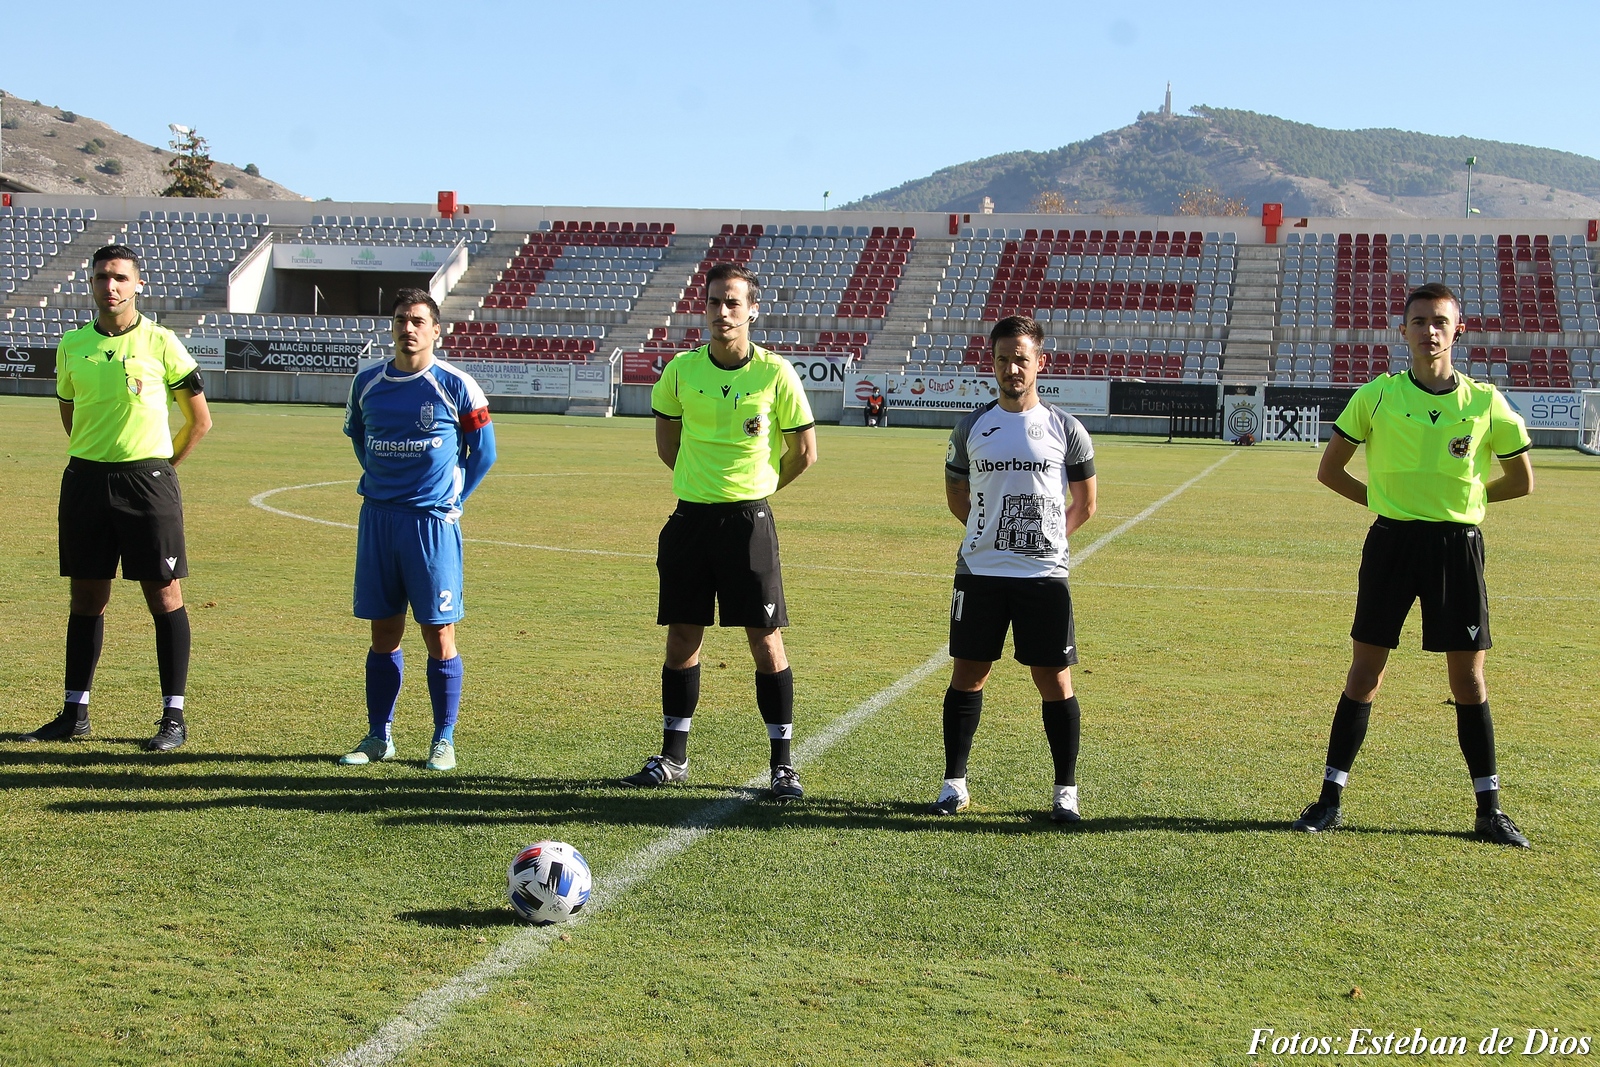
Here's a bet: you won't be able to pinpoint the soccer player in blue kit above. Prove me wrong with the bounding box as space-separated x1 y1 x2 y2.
338 289 497 771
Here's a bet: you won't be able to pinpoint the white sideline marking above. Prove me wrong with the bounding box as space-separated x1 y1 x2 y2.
249 481 360 529
249 481 657 559
324 452 1233 1067
255 467 1590 609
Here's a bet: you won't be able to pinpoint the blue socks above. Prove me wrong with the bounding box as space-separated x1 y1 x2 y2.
427 655 462 744
365 649 403 739
365 649 462 744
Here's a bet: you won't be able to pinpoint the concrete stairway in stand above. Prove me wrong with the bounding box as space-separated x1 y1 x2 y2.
0 220 129 318
606 235 713 355
860 237 955 369
1223 243 1282 381
437 229 534 324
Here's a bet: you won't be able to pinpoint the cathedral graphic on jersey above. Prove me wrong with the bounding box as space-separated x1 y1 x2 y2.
994 493 1063 556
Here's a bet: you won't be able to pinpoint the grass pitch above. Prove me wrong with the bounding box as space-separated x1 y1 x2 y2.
1 396 1596 1066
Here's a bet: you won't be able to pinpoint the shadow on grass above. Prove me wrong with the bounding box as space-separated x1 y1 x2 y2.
398 907 520 928
0 747 363 766
0 733 162 748
11 755 1490 842
31 772 1476 841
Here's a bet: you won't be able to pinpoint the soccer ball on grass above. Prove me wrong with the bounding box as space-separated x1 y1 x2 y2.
508 840 592 924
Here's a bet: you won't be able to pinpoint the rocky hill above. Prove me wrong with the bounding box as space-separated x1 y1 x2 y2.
847 107 1600 219
0 91 303 200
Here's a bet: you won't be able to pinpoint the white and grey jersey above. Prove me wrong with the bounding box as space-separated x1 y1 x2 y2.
946 401 1096 578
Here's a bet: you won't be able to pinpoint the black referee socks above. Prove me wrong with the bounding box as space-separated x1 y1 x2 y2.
152 606 191 725
660 664 700 763
1455 701 1500 814
63 612 104 721
1319 693 1372 806
755 667 794 768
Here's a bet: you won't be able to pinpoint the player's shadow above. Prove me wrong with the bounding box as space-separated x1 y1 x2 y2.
398 907 520 928
37 773 750 825
0 733 174 748
1309 824 1480 841
0 748 353 768
707 802 1292 836
15 762 1481 842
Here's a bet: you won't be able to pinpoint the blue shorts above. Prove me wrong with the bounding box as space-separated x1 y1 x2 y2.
354 502 465 624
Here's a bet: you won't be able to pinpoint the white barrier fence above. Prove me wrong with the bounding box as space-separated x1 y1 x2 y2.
1264 406 1321 443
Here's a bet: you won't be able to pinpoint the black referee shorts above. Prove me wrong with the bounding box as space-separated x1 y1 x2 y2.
949 573 1078 667
1351 517 1490 653
59 457 188 582
657 499 788 628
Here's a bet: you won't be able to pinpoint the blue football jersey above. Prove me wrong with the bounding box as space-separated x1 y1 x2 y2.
345 359 493 516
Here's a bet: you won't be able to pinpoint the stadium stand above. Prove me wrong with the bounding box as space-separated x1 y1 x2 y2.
302 214 494 249
0 206 105 351
674 223 909 316
439 318 605 360
0 207 91 294
1271 230 1596 384
54 209 268 300
443 220 688 362
3 196 1596 399
912 227 1234 381
481 220 663 314
637 325 866 362
638 223 910 364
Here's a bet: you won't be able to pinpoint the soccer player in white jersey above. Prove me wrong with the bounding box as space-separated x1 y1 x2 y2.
932 315 1098 823
338 289 497 772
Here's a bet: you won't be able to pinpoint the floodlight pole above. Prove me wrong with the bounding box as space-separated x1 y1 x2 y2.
1465 157 1476 219
822 191 830 212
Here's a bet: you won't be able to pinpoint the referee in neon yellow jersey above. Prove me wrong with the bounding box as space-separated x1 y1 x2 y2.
621 262 818 801
1292 282 1534 847
21 244 211 752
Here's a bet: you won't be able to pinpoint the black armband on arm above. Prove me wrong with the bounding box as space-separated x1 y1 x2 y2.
1332 426 1361 444
1065 458 1096 482
170 368 205 395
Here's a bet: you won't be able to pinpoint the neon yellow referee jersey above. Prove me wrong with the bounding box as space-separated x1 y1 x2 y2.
650 344 814 503
1334 371 1530 525
55 317 198 463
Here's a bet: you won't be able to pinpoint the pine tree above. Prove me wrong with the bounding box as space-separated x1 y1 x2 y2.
161 127 223 198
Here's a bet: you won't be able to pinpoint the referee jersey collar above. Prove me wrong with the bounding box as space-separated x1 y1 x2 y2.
706 341 760 372
1406 370 1459 396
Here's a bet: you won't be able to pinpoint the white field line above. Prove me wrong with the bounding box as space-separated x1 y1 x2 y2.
323 453 1236 1067
252 468 1591 605
1070 581 1596 603
326 650 952 1067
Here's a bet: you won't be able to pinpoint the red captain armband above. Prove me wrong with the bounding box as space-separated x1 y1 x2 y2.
459 406 491 432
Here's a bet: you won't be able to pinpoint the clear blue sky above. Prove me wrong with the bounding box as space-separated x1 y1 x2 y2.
6 0 1597 209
